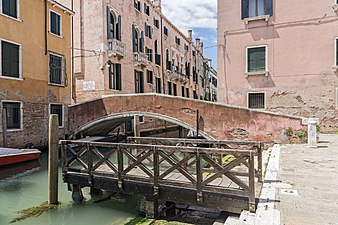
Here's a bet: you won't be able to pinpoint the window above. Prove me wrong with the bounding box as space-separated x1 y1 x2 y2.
145 47 153 62
167 81 172 95
186 88 189 98
164 26 168 36
135 71 144 93
50 104 63 127
2 0 18 18
154 40 161 66
192 50 196 57
154 18 160 29
181 86 185 97
144 3 150 16
49 52 65 85
132 25 144 52
2 101 21 130
156 77 161 93
175 36 181 46
50 11 61 36
1 40 20 78
166 49 171 71
248 93 265 109
193 90 198 99
173 83 177 96
145 23 152 39
107 7 121 41
147 70 153 84
241 0 273 19
246 46 267 73
109 62 122 90
184 44 189 52
335 38 338 68
134 0 141 11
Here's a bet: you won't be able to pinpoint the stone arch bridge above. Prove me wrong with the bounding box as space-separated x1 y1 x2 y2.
68 94 305 142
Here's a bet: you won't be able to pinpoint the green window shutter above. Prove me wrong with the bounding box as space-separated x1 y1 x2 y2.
248 47 266 72
107 7 112 39
241 0 249 19
140 31 144 52
116 16 121 41
266 0 273 16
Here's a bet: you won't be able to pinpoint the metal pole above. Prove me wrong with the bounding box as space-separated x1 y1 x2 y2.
48 115 59 205
196 109 199 138
2 109 7 147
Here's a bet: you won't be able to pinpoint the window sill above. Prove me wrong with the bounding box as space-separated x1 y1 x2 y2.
48 31 64 39
244 15 270 24
0 75 23 81
48 83 66 87
332 66 338 72
333 4 338 11
0 13 22 22
1 128 23 133
245 71 269 78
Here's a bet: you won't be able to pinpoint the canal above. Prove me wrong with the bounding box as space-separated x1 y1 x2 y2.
0 152 141 225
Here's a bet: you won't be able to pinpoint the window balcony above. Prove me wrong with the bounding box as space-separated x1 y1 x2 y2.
108 39 126 58
134 52 148 66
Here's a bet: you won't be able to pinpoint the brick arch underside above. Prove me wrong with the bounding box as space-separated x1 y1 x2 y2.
71 111 215 140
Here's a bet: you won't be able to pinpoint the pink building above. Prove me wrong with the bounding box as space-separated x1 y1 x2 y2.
218 0 338 132
58 0 215 102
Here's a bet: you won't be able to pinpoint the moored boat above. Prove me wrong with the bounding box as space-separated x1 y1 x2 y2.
0 148 41 167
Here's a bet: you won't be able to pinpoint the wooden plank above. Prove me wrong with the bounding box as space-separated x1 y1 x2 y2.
248 154 256 212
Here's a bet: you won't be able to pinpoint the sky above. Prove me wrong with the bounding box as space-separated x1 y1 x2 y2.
161 0 218 69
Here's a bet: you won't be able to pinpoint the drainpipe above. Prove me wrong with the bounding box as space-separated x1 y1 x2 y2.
160 16 165 94
44 0 48 55
71 0 76 103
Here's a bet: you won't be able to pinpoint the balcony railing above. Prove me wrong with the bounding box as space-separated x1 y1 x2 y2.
172 70 188 83
134 52 148 66
108 39 126 58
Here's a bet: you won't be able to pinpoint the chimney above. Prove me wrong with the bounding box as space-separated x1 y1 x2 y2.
188 30 193 42
153 0 162 11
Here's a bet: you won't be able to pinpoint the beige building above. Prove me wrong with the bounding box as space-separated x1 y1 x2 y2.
58 0 213 103
218 0 338 132
0 0 73 148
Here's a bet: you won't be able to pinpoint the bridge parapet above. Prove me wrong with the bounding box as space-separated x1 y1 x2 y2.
68 94 306 143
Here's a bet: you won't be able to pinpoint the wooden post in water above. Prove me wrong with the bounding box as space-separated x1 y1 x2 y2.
2 109 8 147
48 115 59 205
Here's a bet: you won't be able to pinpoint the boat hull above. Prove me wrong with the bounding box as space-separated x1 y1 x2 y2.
0 152 41 167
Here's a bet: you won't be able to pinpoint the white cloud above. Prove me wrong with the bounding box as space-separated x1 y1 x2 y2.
161 0 217 33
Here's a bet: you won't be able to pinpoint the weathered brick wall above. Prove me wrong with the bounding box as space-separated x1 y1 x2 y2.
69 94 307 143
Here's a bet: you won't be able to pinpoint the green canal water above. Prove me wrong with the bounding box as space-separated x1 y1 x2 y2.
0 153 141 225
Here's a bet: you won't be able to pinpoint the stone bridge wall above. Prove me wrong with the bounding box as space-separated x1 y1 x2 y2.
69 94 306 143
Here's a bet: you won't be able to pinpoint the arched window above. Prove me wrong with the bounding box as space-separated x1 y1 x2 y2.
107 6 121 41
132 25 144 52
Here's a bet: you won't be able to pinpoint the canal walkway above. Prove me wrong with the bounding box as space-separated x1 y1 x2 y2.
276 134 338 225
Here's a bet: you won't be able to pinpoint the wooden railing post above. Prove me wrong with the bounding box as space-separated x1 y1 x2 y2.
257 143 263 182
248 153 256 212
117 144 123 189
153 146 159 217
196 150 203 203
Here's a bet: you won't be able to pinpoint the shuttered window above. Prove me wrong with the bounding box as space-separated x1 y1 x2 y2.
135 71 144 93
156 77 161 93
50 104 63 127
147 70 153 84
1 41 20 78
132 25 144 52
241 0 273 19
2 0 18 18
50 11 61 36
3 102 21 130
248 93 265 109
167 81 172 95
247 46 266 72
107 7 121 41
49 53 65 85
109 63 122 90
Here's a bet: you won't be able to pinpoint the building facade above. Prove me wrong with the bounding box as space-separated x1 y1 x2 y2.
218 0 338 132
57 0 213 103
0 0 73 148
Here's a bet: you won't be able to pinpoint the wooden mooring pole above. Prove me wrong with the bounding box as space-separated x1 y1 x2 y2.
48 115 59 205
2 109 8 147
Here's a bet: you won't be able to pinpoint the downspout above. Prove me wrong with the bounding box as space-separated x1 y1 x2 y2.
71 0 76 103
44 0 48 55
160 17 165 94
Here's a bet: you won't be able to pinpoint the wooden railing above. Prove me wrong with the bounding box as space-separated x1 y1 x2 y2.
60 140 259 212
127 137 264 183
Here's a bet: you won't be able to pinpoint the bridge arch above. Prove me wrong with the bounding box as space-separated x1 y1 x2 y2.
72 111 215 140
